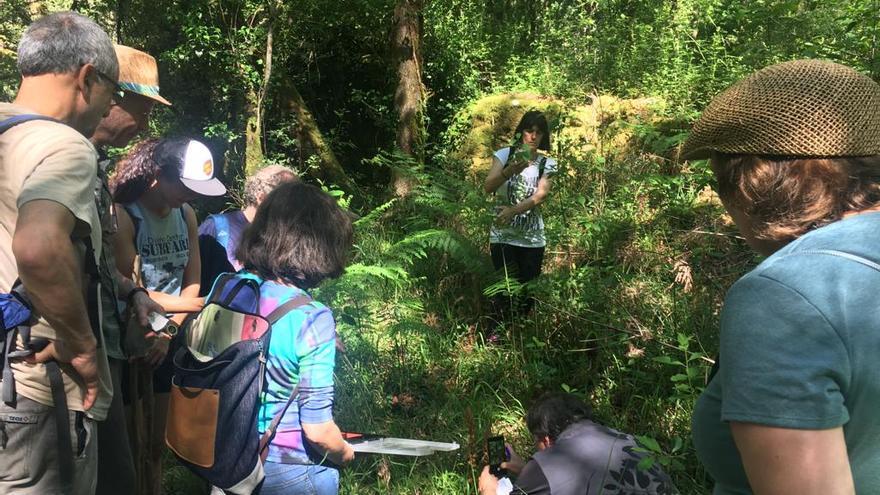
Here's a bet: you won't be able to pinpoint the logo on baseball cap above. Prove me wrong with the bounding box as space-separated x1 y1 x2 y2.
179 140 227 197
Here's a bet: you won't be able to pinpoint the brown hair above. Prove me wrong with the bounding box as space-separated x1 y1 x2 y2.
236 182 353 289
712 152 880 242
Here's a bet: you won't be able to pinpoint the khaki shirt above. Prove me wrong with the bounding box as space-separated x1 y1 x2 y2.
0 103 112 420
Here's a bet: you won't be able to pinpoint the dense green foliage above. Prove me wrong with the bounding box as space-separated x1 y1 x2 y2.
4 0 880 492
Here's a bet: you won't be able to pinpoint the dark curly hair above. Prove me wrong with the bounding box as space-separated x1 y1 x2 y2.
236 182 353 289
110 137 191 203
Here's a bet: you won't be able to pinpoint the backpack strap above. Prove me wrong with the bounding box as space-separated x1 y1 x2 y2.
0 114 58 134
265 295 312 324
258 294 313 462
46 360 74 492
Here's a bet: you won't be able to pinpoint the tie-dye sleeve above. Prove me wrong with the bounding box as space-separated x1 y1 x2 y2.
295 307 337 425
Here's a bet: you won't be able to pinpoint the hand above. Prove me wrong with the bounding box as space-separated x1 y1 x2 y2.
336 441 355 465
143 333 170 368
509 158 530 174
478 465 500 495
335 336 347 354
501 443 526 475
494 206 517 226
130 291 165 327
29 338 99 410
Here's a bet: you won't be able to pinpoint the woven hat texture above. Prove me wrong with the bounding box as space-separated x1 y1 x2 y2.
115 45 171 106
681 59 880 160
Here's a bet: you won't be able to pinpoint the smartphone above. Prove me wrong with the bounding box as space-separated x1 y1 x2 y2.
487 435 507 477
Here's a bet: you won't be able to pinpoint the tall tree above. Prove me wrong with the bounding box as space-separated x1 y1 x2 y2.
278 77 357 192
390 0 425 197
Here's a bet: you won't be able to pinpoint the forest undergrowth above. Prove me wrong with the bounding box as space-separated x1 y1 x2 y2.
164 95 759 494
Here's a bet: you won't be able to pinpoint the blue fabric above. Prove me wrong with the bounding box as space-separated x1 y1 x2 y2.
693 211 880 494
258 462 339 495
0 294 30 330
0 114 57 134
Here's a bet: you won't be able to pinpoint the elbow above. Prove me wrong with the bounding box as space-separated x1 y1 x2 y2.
13 229 60 278
302 421 338 446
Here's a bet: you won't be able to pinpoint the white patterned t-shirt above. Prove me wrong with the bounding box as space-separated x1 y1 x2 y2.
489 147 557 248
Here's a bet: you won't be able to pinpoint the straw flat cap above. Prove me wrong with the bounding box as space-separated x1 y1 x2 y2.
681 59 880 160
115 44 171 106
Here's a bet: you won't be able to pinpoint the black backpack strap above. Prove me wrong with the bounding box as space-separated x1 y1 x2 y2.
538 155 547 179
258 294 313 460
45 361 74 493
501 146 514 170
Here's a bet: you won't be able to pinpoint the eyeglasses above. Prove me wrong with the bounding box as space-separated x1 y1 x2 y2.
92 68 125 103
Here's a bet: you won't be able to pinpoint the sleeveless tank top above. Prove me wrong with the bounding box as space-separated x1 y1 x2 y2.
125 202 189 295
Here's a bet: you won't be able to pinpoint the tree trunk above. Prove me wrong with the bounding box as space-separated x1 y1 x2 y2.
243 0 278 177
279 79 357 193
244 87 264 176
390 0 425 197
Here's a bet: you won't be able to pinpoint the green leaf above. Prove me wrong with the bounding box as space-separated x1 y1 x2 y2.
637 456 656 471
636 435 661 453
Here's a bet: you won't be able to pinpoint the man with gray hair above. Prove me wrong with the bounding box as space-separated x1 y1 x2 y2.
0 11 119 495
198 164 299 294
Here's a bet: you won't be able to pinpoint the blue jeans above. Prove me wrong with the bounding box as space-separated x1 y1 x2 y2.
258 462 339 495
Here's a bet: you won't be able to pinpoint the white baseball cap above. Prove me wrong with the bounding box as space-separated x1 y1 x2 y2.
179 140 227 197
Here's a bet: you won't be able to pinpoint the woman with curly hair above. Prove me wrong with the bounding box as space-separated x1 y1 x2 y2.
111 137 226 495
685 60 880 494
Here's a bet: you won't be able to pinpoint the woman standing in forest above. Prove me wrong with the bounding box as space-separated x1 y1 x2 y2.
111 137 226 494
685 59 880 494
483 110 556 331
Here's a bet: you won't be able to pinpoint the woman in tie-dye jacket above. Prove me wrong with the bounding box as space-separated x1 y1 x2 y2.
217 181 355 494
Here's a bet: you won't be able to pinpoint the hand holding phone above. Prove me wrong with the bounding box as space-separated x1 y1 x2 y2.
487 435 508 477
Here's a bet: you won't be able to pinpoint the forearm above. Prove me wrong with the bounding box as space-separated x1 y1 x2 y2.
146 291 204 314
510 192 547 215
301 419 350 464
485 169 511 193
114 270 138 301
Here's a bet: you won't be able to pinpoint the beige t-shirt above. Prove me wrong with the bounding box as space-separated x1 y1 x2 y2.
0 103 112 420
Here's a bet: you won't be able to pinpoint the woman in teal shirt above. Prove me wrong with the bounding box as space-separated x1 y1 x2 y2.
683 60 880 494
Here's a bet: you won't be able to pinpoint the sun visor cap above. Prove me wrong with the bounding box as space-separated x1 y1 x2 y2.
179 140 227 197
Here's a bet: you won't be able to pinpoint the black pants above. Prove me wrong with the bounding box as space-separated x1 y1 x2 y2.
489 243 545 320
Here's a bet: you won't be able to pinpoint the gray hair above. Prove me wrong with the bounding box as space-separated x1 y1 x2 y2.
17 11 118 79
243 165 299 206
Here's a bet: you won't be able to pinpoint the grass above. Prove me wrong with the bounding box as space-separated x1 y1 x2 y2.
161 94 753 494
